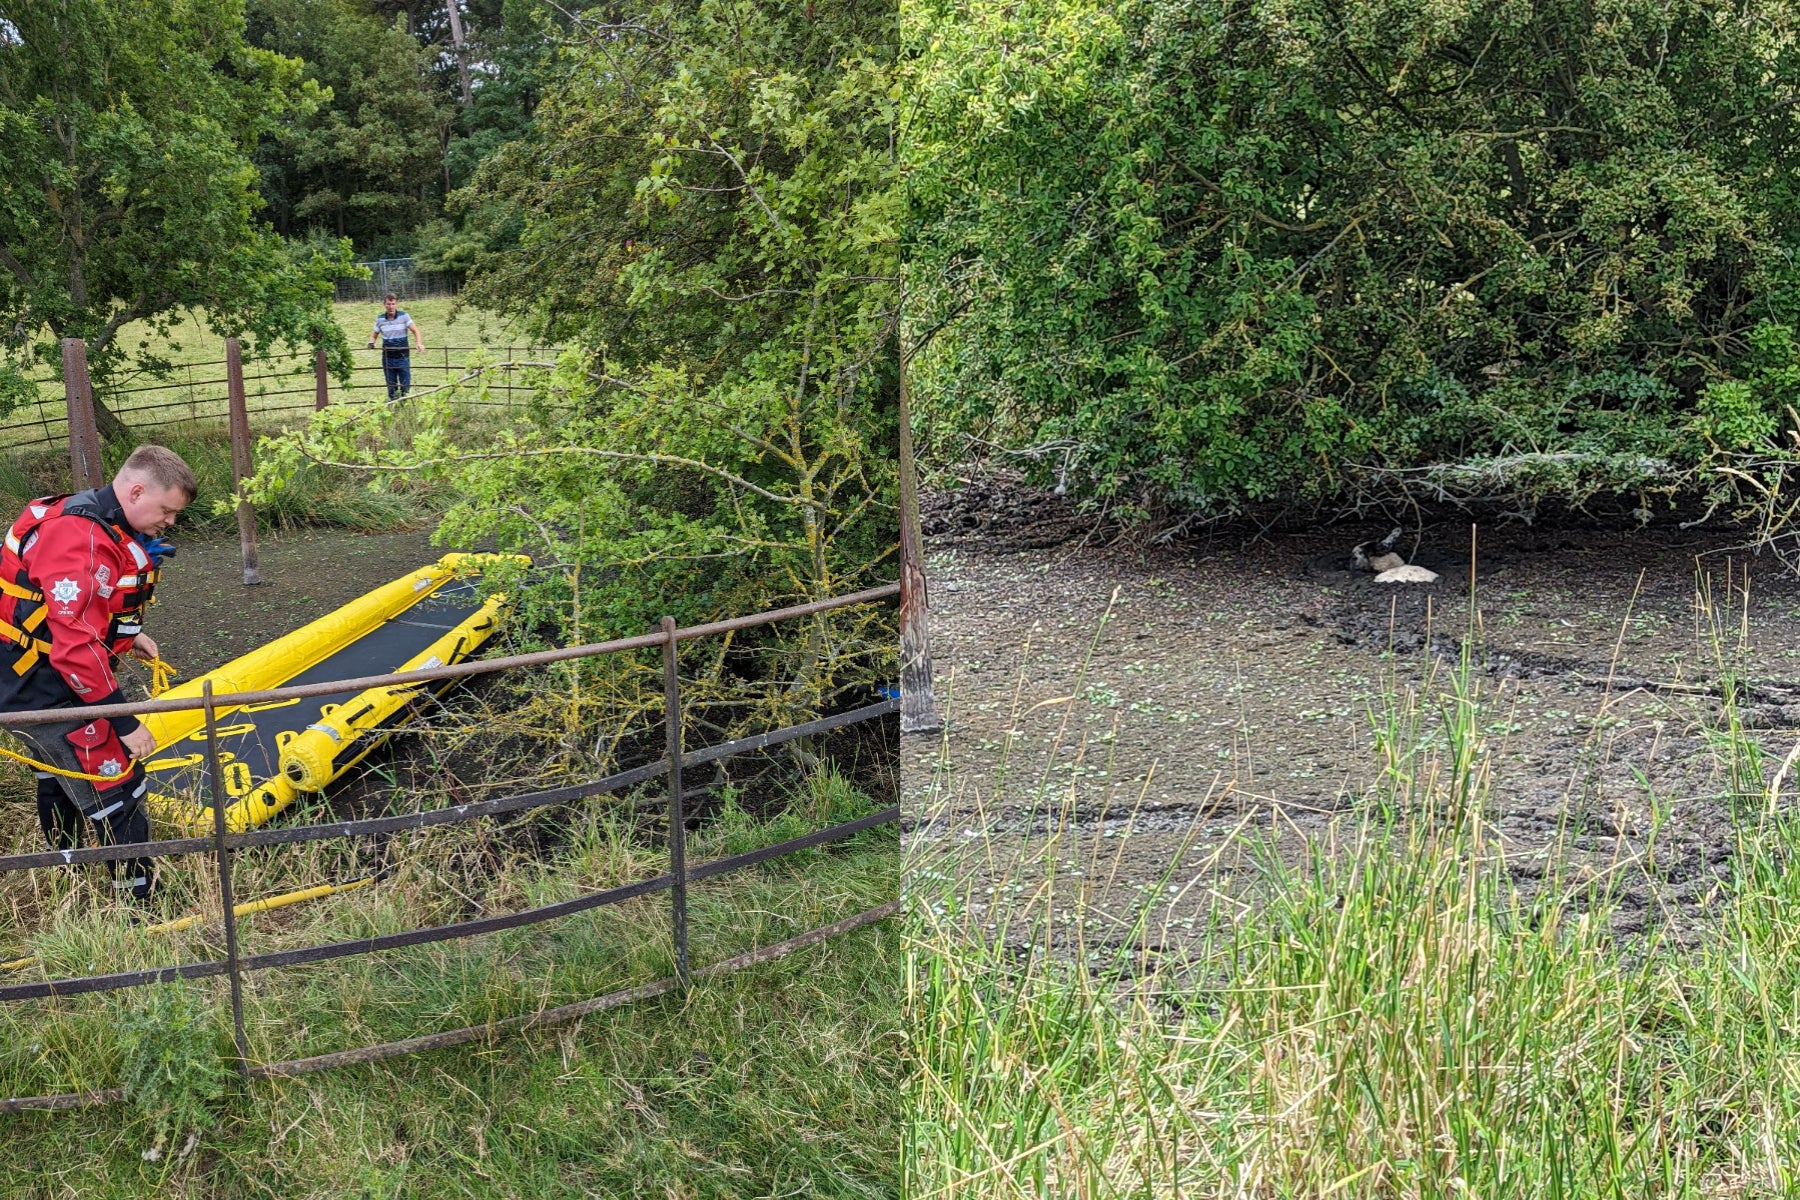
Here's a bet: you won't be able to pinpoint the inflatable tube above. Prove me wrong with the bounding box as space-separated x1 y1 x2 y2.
280 594 505 792
144 553 525 834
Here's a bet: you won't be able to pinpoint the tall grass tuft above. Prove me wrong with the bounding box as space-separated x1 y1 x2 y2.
114 430 435 533
908 602 1800 1197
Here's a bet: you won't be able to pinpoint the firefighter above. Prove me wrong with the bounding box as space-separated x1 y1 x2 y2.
0 445 195 902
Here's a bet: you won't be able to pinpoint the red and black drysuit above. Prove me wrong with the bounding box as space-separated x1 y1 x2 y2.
0 487 163 900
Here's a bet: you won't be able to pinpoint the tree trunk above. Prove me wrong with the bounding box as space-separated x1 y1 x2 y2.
444 0 473 106
91 392 129 442
52 97 131 446
49 323 134 443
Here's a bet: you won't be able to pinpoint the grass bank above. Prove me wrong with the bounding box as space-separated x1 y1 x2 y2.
907 602 1800 1197
0 767 898 1197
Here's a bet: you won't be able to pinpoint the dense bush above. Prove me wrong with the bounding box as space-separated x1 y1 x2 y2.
255 0 900 742
906 0 1800 518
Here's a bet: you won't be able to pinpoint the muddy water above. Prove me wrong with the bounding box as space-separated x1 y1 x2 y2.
910 499 1800 949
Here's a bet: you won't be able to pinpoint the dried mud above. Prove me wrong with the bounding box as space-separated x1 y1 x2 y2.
911 481 1800 951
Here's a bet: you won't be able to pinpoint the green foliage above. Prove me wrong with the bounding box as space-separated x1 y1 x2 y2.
906 0 1800 516
253 0 901 726
122 428 431 533
442 0 563 191
237 0 563 261
0 0 359 419
410 201 522 273
116 983 227 1158
247 0 452 251
702 770 885 858
417 0 569 271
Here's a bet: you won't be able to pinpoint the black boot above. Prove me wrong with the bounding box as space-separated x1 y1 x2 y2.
91 774 155 903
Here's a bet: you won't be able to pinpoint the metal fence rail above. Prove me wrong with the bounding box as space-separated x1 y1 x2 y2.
2 900 899 1111
0 582 901 1111
336 258 462 304
2 345 566 454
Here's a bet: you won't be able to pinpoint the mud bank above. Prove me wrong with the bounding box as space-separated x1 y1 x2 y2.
911 490 1800 949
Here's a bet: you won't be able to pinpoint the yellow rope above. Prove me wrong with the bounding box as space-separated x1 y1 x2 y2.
0 658 179 782
0 743 139 784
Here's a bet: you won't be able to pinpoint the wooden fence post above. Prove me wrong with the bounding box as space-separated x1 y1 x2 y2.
225 339 262 586
898 365 940 733
314 349 330 411
661 616 689 987
60 339 103 491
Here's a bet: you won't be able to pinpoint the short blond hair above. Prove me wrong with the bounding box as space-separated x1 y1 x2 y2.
117 445 197 502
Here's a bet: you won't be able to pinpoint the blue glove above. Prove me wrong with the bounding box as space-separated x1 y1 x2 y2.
132 531 176 566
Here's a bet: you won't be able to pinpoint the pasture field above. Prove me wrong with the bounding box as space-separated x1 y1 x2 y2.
4 299 557 454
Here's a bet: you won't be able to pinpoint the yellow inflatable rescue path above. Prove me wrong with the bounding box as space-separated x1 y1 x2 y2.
143 553 526 835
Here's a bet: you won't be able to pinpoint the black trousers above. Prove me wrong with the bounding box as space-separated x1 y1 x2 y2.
34 774 155 900
18 717 156 902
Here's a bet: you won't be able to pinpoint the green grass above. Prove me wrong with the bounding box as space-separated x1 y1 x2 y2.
124 296 534 369
74 296 534 381
0 768 898 1198
4 298 559 453
907 585 1800 1198
0 296 553 533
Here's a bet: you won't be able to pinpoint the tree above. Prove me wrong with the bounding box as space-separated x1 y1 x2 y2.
441 0 562 193
0 0 357 432
906 0 1800 520
254 0 901 745
247 0 451 252
415 0 564 270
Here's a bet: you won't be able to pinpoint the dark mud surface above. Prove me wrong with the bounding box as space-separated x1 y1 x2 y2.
141 527 443 676
911 477 1800 950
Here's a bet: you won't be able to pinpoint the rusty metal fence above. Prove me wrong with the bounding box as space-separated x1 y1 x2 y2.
4 344 565 454
0 582 901 1113
335 258 462 305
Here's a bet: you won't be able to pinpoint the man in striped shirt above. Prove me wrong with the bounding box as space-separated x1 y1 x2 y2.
368 293 425 398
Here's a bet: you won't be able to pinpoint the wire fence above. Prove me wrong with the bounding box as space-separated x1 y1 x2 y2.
0 344 567 455
0 582 901 1111
335 258 463 305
